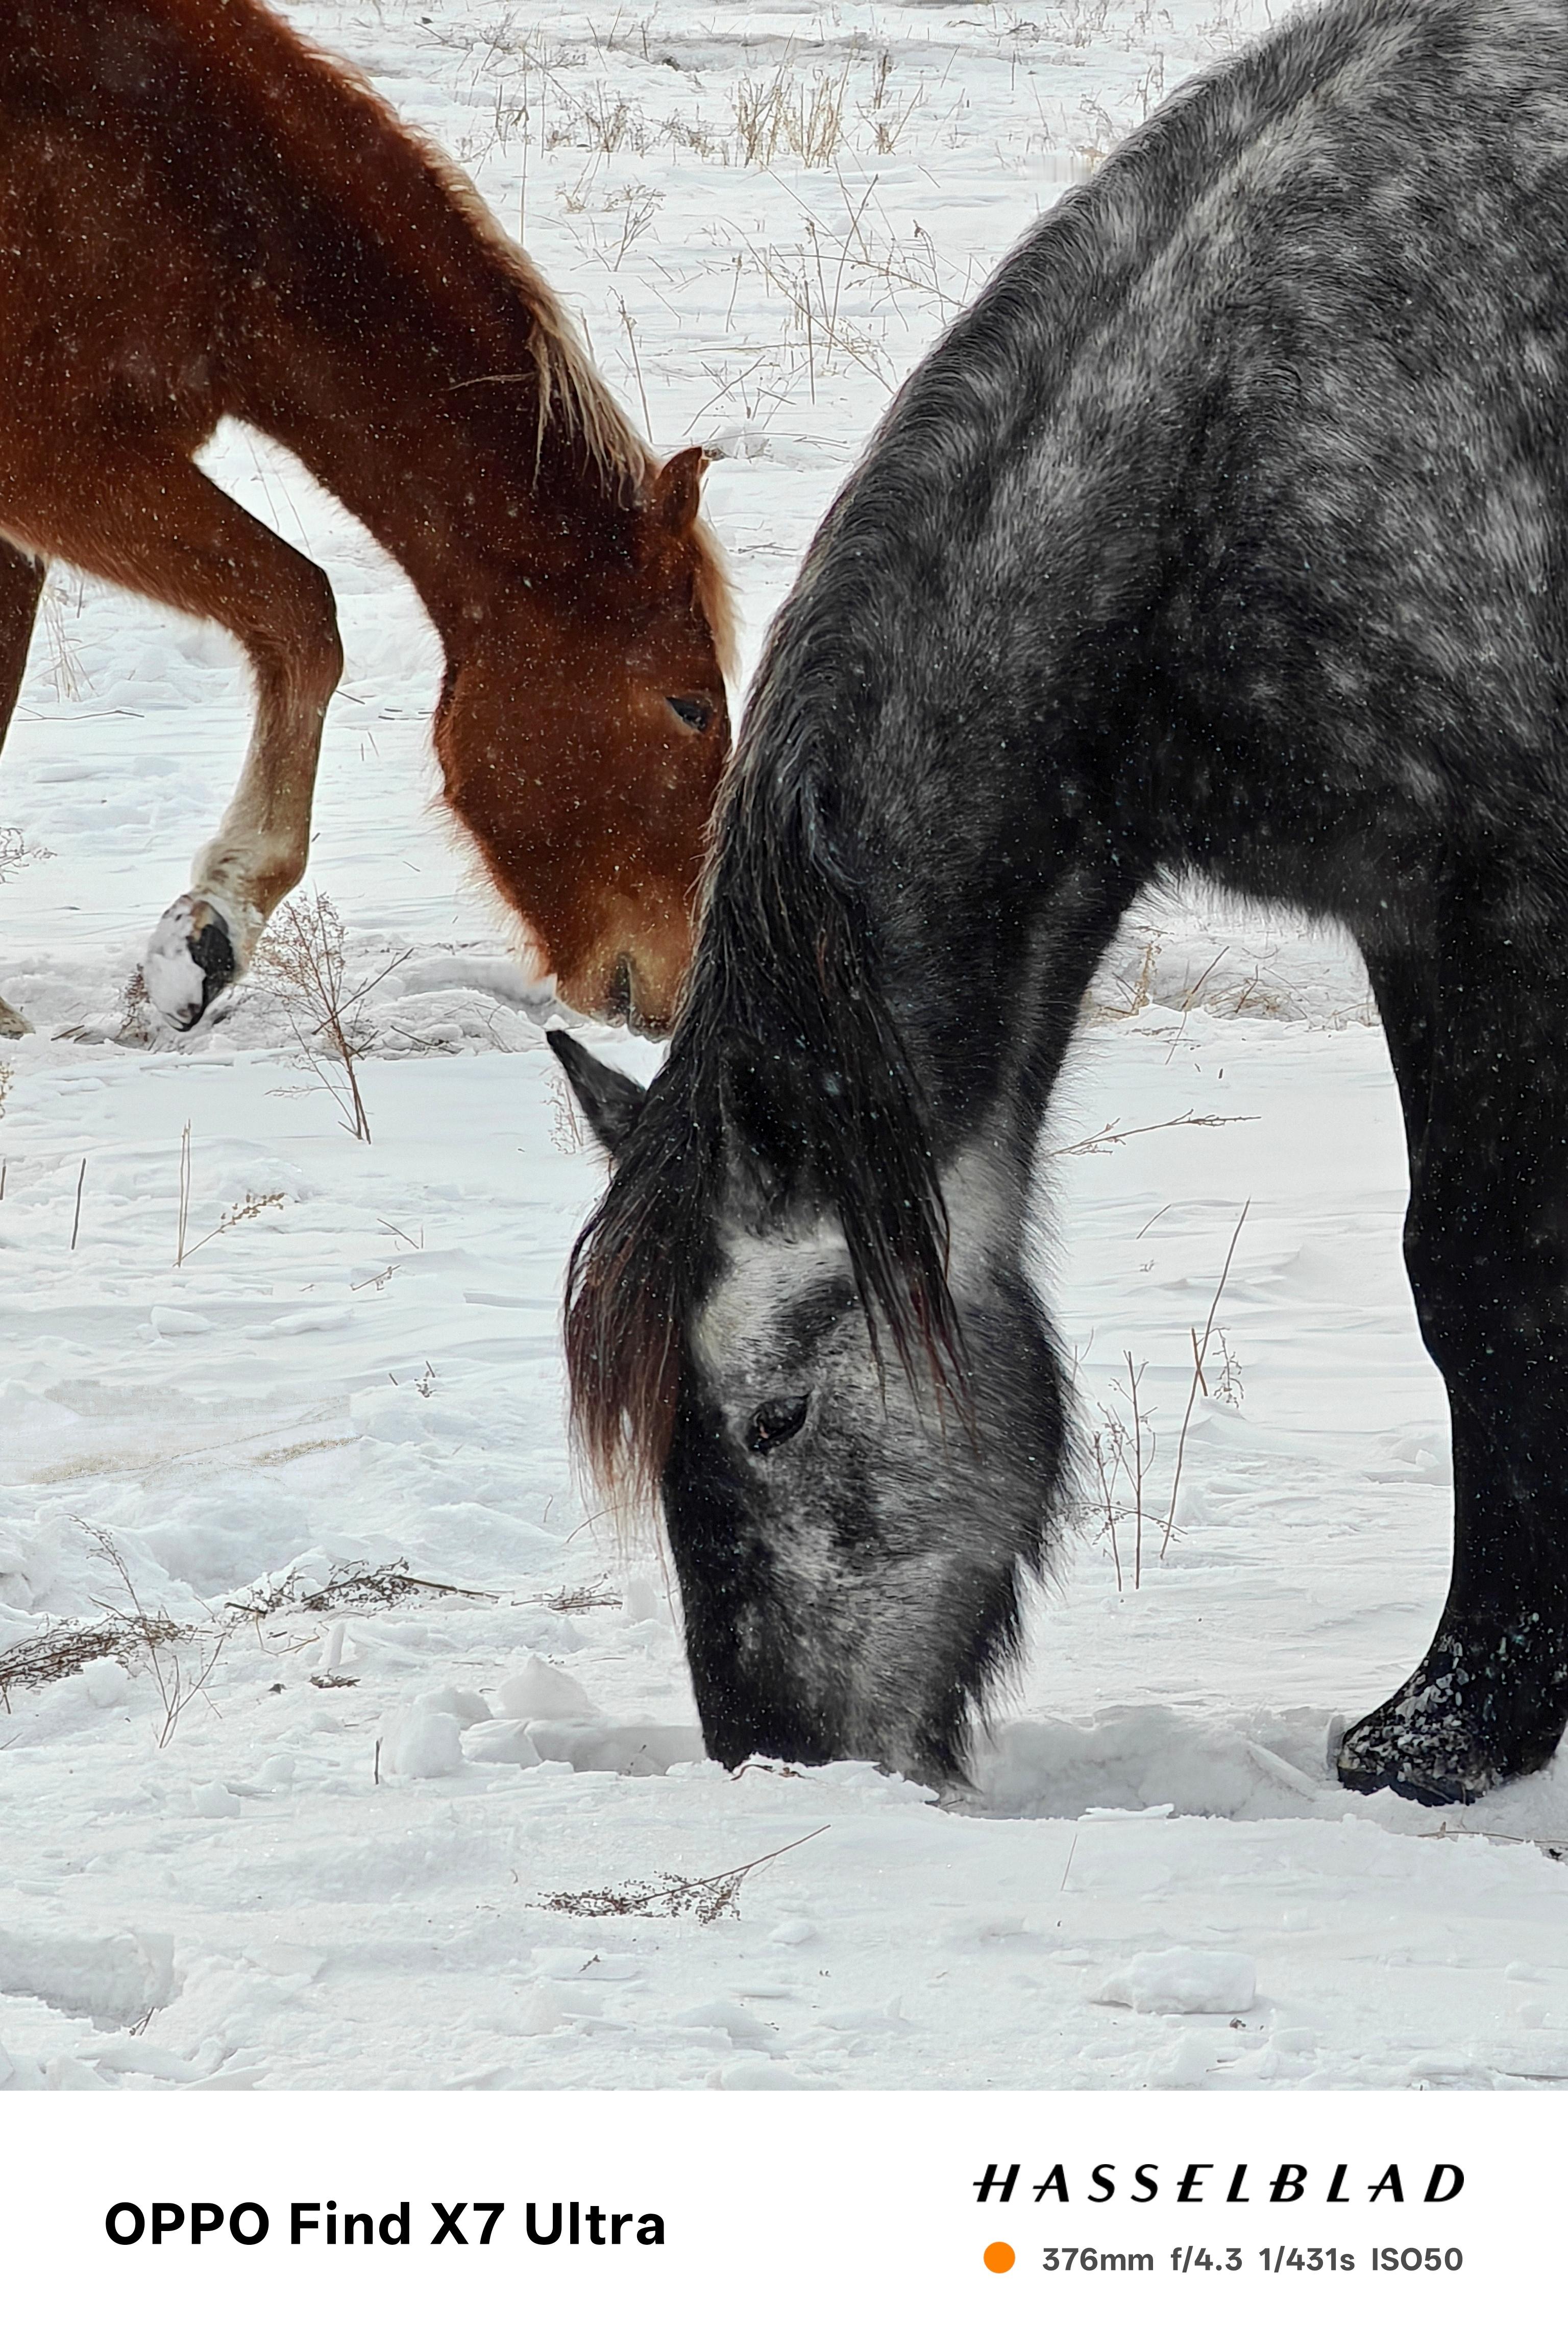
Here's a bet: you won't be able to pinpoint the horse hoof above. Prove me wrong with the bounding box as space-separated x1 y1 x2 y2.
143 894 238 1029
1336 1697 1507 1807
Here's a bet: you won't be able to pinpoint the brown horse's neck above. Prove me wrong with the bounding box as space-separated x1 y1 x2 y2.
247 364 629 657
202 3 647 647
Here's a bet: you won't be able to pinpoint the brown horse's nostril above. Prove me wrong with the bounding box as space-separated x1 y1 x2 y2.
605 954 632 1026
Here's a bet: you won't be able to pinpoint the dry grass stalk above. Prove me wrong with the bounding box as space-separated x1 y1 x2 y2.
1090 1426 1124 1594
1420 1823 1568 1862
0 1616 148 1706
536 1826 827 1924
615 292 652 435
39 575 92 701
0 1551 489 1711
185 1189 284 1264
601 182 664 270
733 62 851 168
229 1557 494 1621
1082 1205 1249 1583
1116 1355 1152 1588
0 824 50 882
256 891 412 1143
175 1120 284 1263
1159 1202 1250 1558
531 1578 623 1614
176 1121 191 1263
81 1523 230 1747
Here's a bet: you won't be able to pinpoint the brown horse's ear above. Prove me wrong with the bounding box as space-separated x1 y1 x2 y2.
548 1030 647 1159
648 446 712 537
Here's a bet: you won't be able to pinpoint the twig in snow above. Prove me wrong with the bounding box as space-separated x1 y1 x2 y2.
1044 1111 1254 1161
535 1826 828 1924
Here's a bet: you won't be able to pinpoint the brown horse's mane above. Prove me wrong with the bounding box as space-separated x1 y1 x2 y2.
418 148 655 495
403 137 737 672
159 0 736 665
408 148 737 673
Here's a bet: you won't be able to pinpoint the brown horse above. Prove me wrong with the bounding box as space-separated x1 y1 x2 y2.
0 0 733 1039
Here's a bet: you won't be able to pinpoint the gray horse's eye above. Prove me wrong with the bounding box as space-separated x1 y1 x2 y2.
668 695 712 732
746 1394 810 1455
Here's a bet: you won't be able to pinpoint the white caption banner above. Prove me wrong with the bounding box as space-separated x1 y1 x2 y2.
0 2090 1545 2345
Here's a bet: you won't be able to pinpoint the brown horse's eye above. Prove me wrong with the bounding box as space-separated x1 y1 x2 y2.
668 695 713 732
746 1394 810 1455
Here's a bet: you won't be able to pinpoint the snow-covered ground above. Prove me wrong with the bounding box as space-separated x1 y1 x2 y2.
6 0 1568 2096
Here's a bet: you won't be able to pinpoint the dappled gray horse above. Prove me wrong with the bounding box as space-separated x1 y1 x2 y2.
555 0 1568 1806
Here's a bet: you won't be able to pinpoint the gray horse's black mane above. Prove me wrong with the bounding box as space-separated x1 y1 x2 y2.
562 627 967 1492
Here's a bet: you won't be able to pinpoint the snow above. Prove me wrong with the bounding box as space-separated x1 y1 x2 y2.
4 0 1568 2096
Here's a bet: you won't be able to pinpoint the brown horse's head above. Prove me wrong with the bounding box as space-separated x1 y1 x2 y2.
435 446 732 1035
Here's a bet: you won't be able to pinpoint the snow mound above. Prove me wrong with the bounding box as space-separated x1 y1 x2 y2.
496 1656 601 1723
1095 1949 1258 2015
377 1699 463 1779
0 1927 177 2030
464 1720 543 1768
975 1704 1334 1821
527 1722 707 1776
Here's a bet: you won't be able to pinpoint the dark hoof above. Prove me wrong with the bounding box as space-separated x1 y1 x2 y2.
1338 1689 1513 1806
188 906 237 1010
143 895 238 1029
1338 1630 1568 1805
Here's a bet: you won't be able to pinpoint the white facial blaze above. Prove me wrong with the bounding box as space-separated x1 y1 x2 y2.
690 1212 852 1392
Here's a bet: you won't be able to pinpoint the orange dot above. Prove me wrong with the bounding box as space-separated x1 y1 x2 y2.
984 2242 1016 2274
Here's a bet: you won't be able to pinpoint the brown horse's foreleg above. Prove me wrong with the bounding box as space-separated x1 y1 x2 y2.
2 453 342 1027
0 538 46 1037
0 537 44 740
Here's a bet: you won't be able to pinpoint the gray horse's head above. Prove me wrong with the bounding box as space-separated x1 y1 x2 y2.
551 1028 1063 1786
